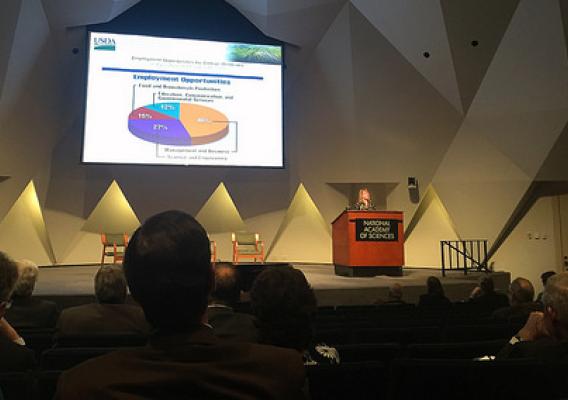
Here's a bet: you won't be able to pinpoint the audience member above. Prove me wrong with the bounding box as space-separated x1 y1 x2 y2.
536 271 556 304
207 262 258 342
418 276 451 307
492 277 542 322
5 259 58 329
0 252 35 372
55 211 306 399
56 264 149 337
251 266 340 365
376 283 406 305
468 276 509 312
497 272 568 361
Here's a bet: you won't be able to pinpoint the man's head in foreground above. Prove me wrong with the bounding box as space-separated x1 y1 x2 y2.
0 252 18 318
124 210 212 331
542 272 568 339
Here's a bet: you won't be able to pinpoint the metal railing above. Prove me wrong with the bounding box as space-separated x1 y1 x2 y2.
440 240 488 276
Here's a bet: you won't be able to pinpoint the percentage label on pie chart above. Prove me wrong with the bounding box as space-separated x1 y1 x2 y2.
128 102 229 146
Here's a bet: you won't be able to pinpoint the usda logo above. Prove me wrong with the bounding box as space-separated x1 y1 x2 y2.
94 37 116 51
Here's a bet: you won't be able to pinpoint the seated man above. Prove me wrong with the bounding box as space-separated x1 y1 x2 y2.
0 252 35 372
492 277 542 322
207 262 258 342
56 265 149 338
56 211 306 399
497 272 568 361
5 259 59 329
251 266 339 366
536 271 556 304
468 276 509 312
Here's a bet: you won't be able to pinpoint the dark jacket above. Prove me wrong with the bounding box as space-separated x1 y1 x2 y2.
55 325 306 400
56 303 150 337
207 304 258 342
0 334 36 372
5 297 59 329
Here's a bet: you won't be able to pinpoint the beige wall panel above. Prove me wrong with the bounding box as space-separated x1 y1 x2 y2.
60 231 104 266
492 196 559 295
405 188 459 268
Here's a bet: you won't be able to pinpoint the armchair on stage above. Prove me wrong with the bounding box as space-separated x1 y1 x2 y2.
232 232 265 264
100 233 129 266
210 239 217 263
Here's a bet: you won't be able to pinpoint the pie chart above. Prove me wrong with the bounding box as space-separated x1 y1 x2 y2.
128 102 229 146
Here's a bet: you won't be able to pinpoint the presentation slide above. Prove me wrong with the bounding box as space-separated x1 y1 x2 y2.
82 32 283 167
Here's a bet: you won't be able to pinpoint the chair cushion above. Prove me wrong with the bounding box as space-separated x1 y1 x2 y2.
236 233 257 245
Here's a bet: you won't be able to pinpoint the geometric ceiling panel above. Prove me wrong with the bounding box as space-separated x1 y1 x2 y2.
41 0 141 28
0 0 23 104
352 0 463 114
463 0 568 178
0 0 49 123
441 0 520 113
349 4 463 183
432 0 568 249
226 0 345 47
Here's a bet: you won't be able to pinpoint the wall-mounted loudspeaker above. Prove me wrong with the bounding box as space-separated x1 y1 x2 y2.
408 177 419 204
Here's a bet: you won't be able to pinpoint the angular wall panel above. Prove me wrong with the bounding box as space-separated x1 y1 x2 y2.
82 180 140 234
0 181 55 264
267 184 331 263
405 186 459 268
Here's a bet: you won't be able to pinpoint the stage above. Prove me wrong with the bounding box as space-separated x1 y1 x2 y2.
33 264 511 308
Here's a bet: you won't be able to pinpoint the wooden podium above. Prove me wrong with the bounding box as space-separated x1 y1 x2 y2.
332 210 404 277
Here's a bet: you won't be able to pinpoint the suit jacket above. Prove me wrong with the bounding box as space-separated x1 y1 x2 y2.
418 293 451 308
496 337 568 362
492 302 543 323
55 325 306 400
56 303 150 337
5 296 59 329
207 304 258 342
0 334 36 372
470 292 510 313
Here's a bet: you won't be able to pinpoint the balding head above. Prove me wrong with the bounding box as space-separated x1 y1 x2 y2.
211 262 239 306
542 272 568 328
510 277 534 306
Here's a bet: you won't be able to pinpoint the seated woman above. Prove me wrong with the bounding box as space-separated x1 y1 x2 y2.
250 266 339 365
418 276 451 308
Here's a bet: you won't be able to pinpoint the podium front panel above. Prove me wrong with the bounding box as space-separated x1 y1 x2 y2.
332 210 404 270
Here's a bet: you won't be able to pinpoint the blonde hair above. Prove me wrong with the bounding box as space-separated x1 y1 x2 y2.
13 259 39 297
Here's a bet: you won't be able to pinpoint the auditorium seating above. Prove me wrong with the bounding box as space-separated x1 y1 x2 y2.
306 361 387 400
0 372 36 400
389 358 542 400
5 300 565 399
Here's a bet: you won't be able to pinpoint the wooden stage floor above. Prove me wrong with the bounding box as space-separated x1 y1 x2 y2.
34 264 510 307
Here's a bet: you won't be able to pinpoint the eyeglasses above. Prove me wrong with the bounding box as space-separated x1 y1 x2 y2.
0 300 12 310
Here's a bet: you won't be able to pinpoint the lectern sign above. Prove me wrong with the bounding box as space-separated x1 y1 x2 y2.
355 219 399 241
